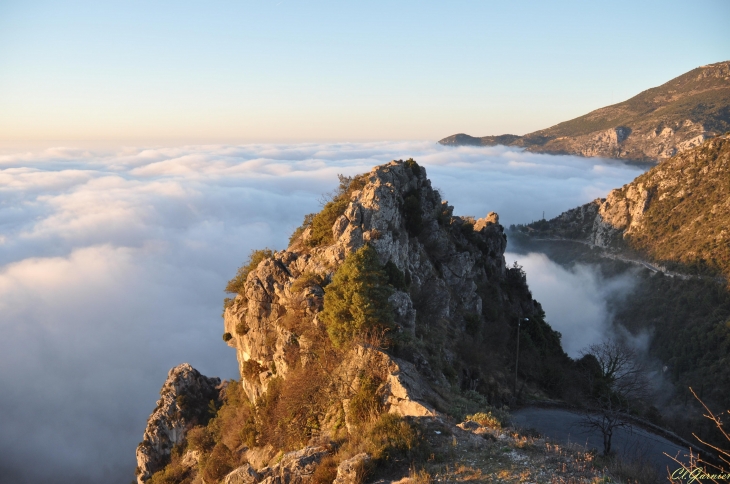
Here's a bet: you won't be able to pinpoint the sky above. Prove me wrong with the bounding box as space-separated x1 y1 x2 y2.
0 143 645 483
0 0 729 147
0 1 727 482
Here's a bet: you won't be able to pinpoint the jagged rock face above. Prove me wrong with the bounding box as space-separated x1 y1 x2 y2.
440 61 730 163
223 447 328 484
524 134 730 278
519 121 710 162
135 363 222 483
333 453 370 484
224 160 537 410
590 181 653 247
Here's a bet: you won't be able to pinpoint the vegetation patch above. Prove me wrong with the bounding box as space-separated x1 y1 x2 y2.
402 189 423 236
290 271 325 293
321 245 394 348
383 260 407 291
225 248 274 295
241 360 266 383
348 375 385 425
291 174 368 248
235 321 249 336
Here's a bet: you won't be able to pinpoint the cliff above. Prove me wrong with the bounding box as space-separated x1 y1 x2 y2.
440 61 730 163
136 159 574 484
221 159 565 410
518 133 730 280
136 364 222 483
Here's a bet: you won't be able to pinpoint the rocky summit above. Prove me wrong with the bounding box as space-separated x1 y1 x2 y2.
136 364 223 483
136 159 586 484
440 61 730 163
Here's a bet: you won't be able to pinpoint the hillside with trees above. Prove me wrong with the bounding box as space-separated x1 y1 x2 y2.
510 134 730 452
517 133 730 281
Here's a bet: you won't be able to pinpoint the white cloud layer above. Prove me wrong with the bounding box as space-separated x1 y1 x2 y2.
504 252 637 357
0 142 644 483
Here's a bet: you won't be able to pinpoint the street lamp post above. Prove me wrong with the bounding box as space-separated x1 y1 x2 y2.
514 317 529 397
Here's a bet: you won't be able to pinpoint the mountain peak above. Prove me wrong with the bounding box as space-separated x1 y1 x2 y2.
137 159 574 484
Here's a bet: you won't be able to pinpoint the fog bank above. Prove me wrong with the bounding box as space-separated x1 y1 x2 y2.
0 142 644 483
505 252 638 357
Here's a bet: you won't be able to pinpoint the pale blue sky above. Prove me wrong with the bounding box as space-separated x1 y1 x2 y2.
0 0 728 146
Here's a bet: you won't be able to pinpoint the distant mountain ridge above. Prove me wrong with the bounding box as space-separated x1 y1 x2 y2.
440 61 730 163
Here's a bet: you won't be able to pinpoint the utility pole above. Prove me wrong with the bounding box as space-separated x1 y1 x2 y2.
514 317 529 397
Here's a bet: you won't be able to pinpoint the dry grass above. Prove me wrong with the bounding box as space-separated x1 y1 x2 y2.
414 418 616 484
665 387 730 484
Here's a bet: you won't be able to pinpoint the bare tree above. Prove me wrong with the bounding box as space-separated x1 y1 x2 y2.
666 387 730 483
579 340 650 456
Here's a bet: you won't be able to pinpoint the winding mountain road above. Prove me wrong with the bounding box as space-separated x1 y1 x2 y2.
512 407 687 475
530 236 692 279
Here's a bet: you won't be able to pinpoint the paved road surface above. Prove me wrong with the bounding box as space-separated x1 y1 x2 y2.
512 407 686 474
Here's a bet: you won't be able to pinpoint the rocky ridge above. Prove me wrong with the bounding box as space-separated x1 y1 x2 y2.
440 61 730 163
136 364 222 483
517 133 730 279
136 159 570 484
222 160 556 411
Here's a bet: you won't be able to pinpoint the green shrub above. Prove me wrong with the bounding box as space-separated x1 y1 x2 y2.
241 359 265 382
289 213 315 246
222 332 233 342
186 426 215 452
291 271 324 293
311 455 339 484
383 260 407 291
148 463 189 484
225 248 274 295
403 190 423 236
207 382 257 450
235 321 249 335
301 174 368 248
148 444 192 484
465 411 502 429
405 158 421 176
321 245 394 348
308 197 351 247
200 442 234 483
349 375 384 424
366 414 423 461
262 365 332 449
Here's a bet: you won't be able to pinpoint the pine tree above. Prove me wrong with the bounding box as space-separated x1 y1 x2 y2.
321 245 394 347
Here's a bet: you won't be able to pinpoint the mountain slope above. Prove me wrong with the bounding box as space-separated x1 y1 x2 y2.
440 61 730 162
512 134 730 419
520 133 730 280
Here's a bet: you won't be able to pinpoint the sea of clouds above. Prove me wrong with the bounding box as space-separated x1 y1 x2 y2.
0 141 645 483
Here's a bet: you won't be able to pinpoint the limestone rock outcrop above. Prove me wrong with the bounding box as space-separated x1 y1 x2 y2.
136 158 566 483
333 453 370 484
135 363 222 483
222 159 538 414
224 447 328 484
